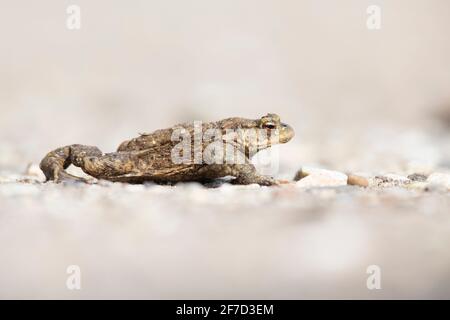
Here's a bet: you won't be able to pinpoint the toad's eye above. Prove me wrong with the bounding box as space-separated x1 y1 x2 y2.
263 122 276 129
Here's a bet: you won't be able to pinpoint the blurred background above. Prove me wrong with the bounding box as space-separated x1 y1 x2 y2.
0 0 450 299
0 0 449 174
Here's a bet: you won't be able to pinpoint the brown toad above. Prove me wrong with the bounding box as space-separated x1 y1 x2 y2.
40 113 294 186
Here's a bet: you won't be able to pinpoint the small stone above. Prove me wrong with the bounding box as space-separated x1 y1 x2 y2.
407 173 428 182
405 182 429 191
373 174 410 187
295 167 347 188
294 166 343 180
426 173 450 190
347 174 369 187
293 169 309 181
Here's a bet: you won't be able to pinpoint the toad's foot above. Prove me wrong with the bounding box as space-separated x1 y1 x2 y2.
230 164 279 186
40 144 103 183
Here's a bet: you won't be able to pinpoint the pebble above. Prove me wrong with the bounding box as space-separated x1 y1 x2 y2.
426 173 450 190
347 174 369 187
295 167 348 188
373 174 410 187
405 182 429 191
293 169 309 181
407 173 428 182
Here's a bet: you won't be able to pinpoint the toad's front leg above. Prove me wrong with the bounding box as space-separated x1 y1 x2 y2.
198 163 278 186
229 164 278 186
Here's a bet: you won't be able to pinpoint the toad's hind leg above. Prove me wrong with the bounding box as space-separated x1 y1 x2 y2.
40 144 103 183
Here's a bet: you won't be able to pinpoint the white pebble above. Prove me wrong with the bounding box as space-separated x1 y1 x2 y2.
295 168 348 188
427 173 450 190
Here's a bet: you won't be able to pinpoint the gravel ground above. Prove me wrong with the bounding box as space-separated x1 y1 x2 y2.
1 159 449 299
